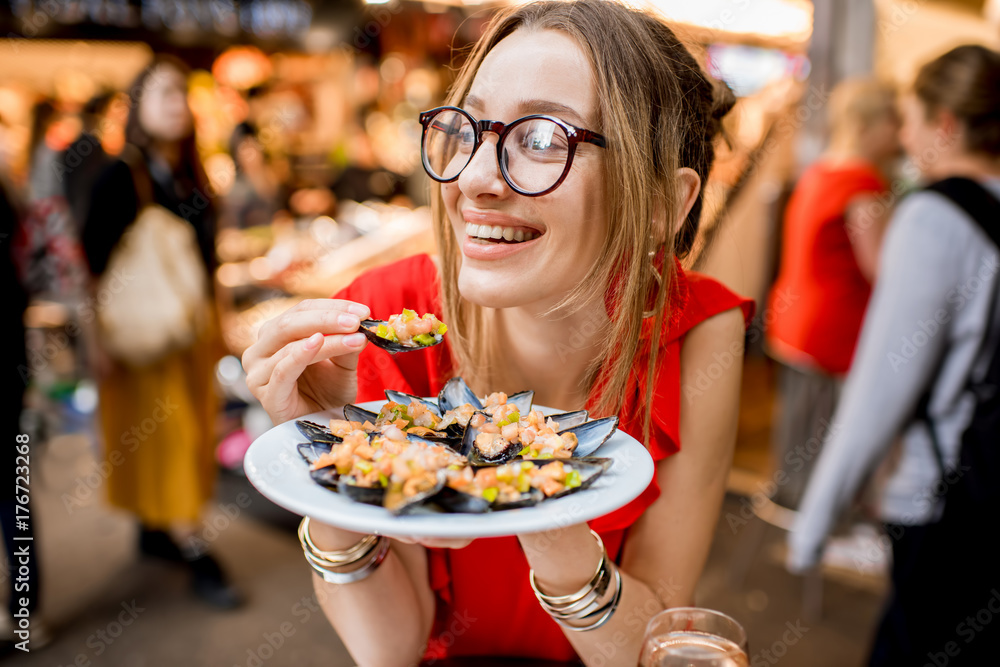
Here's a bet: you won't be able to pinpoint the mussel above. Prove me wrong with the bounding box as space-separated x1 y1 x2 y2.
461 413 618 464
297 441 333 466
437 376 483 412
359 312 446 354
296 420 340 445
338 469 446 515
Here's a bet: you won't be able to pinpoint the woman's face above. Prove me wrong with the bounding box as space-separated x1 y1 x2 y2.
442 28 608 311
138 65 192 143
899 93 943 171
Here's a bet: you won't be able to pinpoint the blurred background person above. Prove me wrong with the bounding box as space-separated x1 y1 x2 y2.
765 78 901 510
221 120 281 230
789 45 1000 666
81 55 241 609
63 91 115 232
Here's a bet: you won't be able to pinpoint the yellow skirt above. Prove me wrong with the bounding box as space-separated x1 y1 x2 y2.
98 317 222 528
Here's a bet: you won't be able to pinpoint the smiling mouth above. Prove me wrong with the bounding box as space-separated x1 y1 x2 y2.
464 222 542 244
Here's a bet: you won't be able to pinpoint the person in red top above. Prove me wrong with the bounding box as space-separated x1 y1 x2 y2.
244 1 753 664
765 78 901 510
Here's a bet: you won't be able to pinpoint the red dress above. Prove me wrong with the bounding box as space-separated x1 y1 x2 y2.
334 254 754 661
766 161 886 374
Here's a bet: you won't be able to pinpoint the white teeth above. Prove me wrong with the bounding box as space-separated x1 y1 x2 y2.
465 222 539 242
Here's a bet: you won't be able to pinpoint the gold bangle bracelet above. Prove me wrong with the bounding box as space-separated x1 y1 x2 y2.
298 517 378 565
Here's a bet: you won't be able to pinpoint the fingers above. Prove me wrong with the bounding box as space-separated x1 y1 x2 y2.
393 536 474 549
252 299 371 359
245 329 367 391
258 333 326 403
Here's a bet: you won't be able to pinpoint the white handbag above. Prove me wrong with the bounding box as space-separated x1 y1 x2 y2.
97 148 210 366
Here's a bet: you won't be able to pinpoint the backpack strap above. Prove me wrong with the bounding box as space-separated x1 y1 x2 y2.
924 177 1000 250
914 177 1000 475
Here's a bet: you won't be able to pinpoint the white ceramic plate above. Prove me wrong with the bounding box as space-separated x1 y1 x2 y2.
245 401 654 538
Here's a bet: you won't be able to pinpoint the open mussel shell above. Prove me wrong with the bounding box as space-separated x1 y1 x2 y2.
309 465 341 489
523 457 610 500
296 420 339 445
385 470 446 515
384 390 441 416
437 376 483 412
563 416 619 458
359 319 444 354
337 476 384 507
297 441 333 466
549 410 589 430
343 404 379 425
507 390 534 414
460 411 523 464
433 486 492 514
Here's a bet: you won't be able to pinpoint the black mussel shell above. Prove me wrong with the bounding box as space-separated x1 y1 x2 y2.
548 410 589 431
562 416 619 458
460 411 522 464
337 477 385 507
437 377 483 412
506 390 534 414
522 458 609 500
384 390 442 417
433 486 492 514
385 470 446 515
343 404 379 426
296 420 339 445
310 465 341 489
297 441 333 466
359 319 444 354
493 487 545 510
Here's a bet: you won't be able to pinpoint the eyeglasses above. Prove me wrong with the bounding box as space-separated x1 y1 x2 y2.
418 106 607 197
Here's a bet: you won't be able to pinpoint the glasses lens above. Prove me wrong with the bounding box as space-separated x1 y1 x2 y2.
423 109 475 181
501 118 570 194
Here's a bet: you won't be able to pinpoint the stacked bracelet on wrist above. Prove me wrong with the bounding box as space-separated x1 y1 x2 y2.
529 530 624 632
298 517 389 584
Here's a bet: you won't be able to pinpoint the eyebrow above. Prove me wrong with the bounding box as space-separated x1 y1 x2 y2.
464 94 591 127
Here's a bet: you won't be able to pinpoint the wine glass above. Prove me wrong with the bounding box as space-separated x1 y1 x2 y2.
638 607 749 667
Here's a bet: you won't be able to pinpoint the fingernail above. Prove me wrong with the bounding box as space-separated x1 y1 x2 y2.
343 332 366 348
348 304 370 317
304 333 322 350
339 313 360 328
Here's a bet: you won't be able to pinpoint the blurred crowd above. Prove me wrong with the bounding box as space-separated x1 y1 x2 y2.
1 32 1000 667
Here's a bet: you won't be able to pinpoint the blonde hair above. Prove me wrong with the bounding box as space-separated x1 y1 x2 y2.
433 0 733 437
828 78 897 151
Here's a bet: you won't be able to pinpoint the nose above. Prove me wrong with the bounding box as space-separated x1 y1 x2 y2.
456 133 508 199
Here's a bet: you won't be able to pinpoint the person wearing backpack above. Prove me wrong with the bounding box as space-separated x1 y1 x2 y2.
787 44 1000 666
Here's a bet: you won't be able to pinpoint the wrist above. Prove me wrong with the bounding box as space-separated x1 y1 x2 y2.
520 524 604 595
307 519 370 551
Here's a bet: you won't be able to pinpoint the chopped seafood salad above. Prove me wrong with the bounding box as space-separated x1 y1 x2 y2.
362 309 447 349
295 377 617 514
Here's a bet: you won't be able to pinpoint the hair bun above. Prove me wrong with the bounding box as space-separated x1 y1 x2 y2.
708 78 736 137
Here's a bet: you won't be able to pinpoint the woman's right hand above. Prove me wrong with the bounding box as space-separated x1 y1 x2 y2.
243 298 370 424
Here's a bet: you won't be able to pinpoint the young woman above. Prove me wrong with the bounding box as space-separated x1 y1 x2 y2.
244 1 754 664
82 56 241 609
789 45 1000 665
